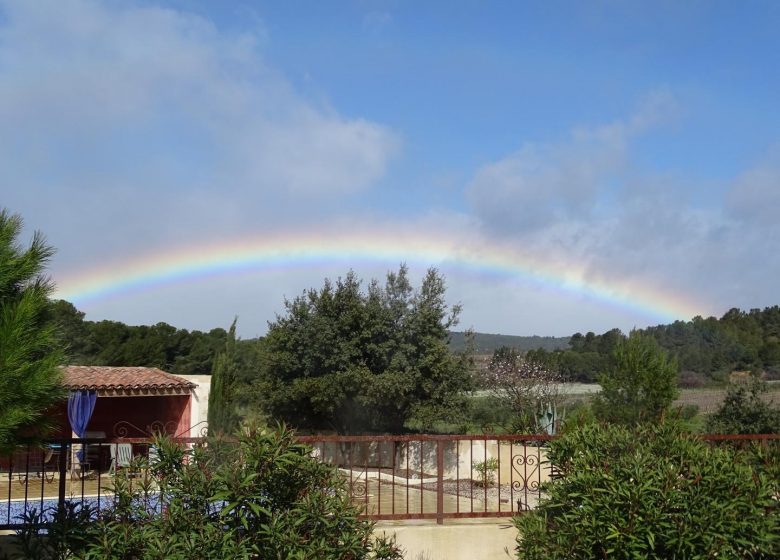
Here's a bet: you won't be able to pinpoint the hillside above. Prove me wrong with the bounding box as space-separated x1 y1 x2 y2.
448 331 570 353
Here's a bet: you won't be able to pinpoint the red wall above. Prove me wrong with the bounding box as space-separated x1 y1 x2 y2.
53 394 191 438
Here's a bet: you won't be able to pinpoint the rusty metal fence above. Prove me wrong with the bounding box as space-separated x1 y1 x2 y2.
0 438 157 530
297 434 555 523
2 433 778 529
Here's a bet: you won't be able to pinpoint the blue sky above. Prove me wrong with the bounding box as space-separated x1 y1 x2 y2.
2 0 779 337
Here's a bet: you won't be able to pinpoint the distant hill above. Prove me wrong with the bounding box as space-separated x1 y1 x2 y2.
448 331 570 353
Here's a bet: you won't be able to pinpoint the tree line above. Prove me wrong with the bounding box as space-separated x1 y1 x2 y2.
527 307 780 384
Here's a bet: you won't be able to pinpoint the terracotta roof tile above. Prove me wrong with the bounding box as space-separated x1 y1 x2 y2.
62 366 196 392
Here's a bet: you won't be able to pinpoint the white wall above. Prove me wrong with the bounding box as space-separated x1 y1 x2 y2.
180 375 211 437
376 521 517 560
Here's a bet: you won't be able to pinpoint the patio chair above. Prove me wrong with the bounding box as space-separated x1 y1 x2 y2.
109 443 134 476
16 447 55 484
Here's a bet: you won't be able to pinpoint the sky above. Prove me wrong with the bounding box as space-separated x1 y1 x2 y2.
2 0 779 338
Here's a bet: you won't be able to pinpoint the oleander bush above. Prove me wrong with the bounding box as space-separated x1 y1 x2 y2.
82 426 402 560
515 423 779 560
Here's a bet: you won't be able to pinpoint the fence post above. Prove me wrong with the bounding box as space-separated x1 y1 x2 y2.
57 441 68 511
436 439 444 525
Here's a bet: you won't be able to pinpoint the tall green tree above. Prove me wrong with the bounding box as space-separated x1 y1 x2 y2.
258 265 474 433
592 331 678 425
208 318 241 435
0 209 64 452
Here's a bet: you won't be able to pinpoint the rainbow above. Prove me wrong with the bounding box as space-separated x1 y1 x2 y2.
52 228 709 323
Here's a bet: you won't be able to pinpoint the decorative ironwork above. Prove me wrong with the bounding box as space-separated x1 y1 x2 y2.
348 477 369 500
511 451 540 490
147 420 178 436
113 420 150 438
481 424 496 435
113 419 184 438
172 420 209 439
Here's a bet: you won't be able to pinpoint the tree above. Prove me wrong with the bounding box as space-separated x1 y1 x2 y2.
515 423 779 559
258 265 474 433
0 209 64 452
208 318 241 435
705 377 780 434
592 331 678 425
481 346 563 433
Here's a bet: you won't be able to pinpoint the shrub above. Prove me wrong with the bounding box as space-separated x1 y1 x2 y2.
13 501 97 560
515 423 779 559
558 401 596 433
705 377 780 434
678 370 709 389
473 458 499 487
77 425 402 560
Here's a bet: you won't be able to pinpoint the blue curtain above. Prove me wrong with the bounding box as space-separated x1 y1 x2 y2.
67 390 97 461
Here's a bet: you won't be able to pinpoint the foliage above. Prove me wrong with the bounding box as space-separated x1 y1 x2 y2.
13 501 97 560
705 377 780 434
481 347 563 433
449 332 569 353
558 401 596 433
0 209 64 452
78 426 403 560
473 457 499 487
540 306 780 383
48 299 233 376
592 332 679 425
207 318 241 436
462 395 515 433
258 265 474 433
515 423 780 560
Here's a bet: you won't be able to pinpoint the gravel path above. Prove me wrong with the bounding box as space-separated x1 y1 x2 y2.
416 479 543 511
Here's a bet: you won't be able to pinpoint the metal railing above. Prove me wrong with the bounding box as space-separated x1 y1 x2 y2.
0 438 157 530
297 434 555 523
2 433 778 529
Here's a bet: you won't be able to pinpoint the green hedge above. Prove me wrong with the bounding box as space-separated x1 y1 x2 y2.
515 423 779 559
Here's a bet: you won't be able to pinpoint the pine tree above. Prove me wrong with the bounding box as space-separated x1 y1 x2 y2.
592 331 679 425
0 209 64 452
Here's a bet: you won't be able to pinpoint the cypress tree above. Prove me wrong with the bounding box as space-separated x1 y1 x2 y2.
207 318 240 435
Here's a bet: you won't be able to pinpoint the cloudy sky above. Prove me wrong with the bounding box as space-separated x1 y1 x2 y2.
2 0 779 338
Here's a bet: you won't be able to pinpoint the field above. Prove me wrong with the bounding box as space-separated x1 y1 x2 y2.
459 381 780 435
559 381 780 414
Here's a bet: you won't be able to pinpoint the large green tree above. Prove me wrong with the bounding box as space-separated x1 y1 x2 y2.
592 331 679 425
0 209 64 452
258 265 474 433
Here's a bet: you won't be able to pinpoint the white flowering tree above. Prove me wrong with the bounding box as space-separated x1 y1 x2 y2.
481 347 564 434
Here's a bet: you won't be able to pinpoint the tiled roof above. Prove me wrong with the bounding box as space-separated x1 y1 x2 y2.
62 366 196 392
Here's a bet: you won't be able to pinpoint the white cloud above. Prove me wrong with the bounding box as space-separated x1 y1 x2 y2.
466 90 678 234
463 91 780 322
0 0 399 257
726 150 780 226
